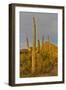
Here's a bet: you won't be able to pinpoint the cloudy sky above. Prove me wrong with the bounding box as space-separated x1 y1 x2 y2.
20 12 58 49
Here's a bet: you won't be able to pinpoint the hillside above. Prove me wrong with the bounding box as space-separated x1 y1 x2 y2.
20 41 58 77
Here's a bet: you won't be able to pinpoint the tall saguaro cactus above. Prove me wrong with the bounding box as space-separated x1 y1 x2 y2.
26 36 29 48
32 16 36 74
37 30 40 52
42 35 44 48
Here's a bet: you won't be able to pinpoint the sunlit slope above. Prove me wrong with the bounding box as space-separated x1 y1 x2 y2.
20 42 58 77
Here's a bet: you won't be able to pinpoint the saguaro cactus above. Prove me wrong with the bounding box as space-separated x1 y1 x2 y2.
32 16 36 74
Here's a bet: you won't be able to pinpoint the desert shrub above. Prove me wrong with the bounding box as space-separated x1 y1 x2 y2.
20 46 58 77
20 53 32 77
